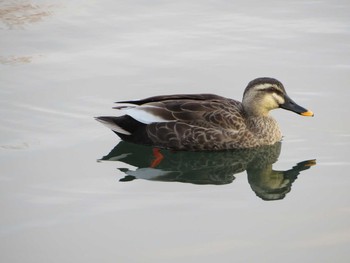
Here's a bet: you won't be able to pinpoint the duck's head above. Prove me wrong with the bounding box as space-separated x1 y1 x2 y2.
242 77 314 117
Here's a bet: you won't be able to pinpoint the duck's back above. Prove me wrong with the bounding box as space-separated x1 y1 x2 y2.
144 96 246 150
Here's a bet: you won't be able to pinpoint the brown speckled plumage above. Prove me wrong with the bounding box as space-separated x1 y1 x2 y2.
96 77 313 151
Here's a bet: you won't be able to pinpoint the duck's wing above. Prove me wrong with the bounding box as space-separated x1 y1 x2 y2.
114 94 243 128
97 94 247 150
116 93 226 105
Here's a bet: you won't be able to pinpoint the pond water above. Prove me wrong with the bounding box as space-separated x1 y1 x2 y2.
1 0 350 262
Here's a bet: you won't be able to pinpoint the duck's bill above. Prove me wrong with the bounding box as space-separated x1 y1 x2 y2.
280 95 314 117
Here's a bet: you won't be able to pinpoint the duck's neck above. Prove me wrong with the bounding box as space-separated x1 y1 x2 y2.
243 103 270 117
246 115 282 144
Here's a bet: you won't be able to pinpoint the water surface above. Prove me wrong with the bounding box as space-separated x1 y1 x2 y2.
1 1 350 262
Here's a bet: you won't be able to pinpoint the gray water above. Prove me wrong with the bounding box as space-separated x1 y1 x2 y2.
1 1 350 262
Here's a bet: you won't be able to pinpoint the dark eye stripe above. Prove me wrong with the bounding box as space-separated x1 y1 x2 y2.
262 87 284 96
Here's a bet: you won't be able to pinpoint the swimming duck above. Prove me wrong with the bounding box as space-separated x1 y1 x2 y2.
96 77 313 151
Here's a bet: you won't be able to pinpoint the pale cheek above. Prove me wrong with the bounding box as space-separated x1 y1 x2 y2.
265 96 279 109
272 93 285 105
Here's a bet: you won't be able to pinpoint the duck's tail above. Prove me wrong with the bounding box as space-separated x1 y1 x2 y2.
95 115 153 145
95 116 131 135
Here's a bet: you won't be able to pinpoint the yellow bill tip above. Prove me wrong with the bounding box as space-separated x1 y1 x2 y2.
305 159 317 167
301 110 314 117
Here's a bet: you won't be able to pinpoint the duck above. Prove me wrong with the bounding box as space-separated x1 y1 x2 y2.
96 77 313 151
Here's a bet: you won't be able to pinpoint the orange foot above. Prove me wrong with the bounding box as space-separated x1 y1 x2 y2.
150 148 164 168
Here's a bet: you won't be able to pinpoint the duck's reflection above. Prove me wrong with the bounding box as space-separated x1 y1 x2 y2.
100 141 316 201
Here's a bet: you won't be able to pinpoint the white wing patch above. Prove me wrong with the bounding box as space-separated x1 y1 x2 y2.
122 105 171 124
